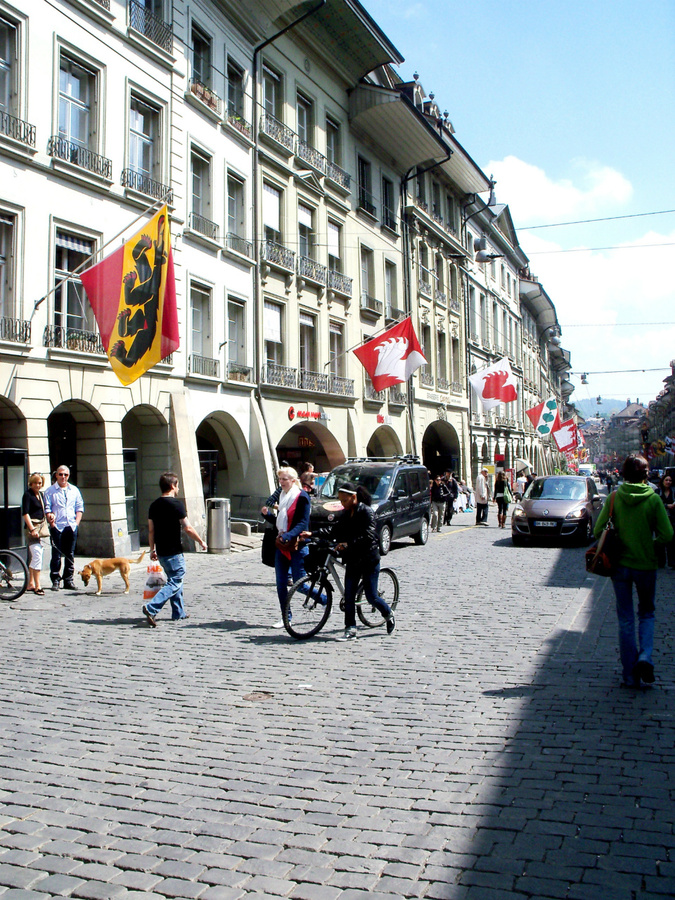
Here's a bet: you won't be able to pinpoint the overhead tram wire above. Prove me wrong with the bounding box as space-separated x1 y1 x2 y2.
519 208 675 230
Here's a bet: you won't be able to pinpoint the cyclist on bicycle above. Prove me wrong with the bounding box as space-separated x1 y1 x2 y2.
331 482 396 641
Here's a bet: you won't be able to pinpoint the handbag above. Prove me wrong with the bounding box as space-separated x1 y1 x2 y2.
275 534 299 553
585 493 621 577
261 525 277 567
26 492 50 539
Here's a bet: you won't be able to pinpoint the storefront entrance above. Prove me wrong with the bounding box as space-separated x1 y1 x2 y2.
276 422 345 475
422 421 461 477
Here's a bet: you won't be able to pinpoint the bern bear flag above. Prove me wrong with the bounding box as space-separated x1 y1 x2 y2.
353 317 426 392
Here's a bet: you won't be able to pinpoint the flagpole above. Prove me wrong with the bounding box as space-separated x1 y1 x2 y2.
29 191 171 322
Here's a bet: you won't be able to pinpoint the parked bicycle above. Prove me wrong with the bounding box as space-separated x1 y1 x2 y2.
283 537 399 639
0 548 29 601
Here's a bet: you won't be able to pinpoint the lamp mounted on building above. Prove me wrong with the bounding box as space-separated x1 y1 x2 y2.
473 234 502 264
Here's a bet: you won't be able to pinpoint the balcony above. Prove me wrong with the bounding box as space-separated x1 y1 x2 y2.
431 208 443 227
189 79 222 115
364 382 386 402
329 374 355 397
226 232 252 258
259 112 295 152
299 369 329 392
261 240 295 271
420 369 434 388
227 362 253 383
415 197 428 214
92 0 110 6
382 206 397 233
47 136 112 180
327 269 352 297
121 168 172 204
389 387 406 406
262 363 297 388
451 380 462 394
44 324 105 354
450 298 460 313
436 377 450 392
128 0 173 53
0 316 31 343
470 331 480 344
385 303 405 324
435 288 447 307
188 212 218 242
0 112 36 148
360 292 383 320
297 256 327 285
296 139 326 174
326 160 350 191
419 278 432 297
188 354 220 378
357 186 376 218
226 105 252 140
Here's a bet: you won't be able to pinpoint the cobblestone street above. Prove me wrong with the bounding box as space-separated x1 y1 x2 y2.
1 518 675 899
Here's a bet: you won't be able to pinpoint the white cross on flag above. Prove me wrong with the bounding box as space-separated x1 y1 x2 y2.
552 419 578 452
353 317 426 392
468 357 518 411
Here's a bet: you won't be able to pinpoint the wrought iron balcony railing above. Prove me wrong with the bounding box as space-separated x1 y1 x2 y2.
470 331 480 344
297 256 327 285
364 382 386 402
48 136 112 179
432 208 443 226
382 206 397 232
261 240 295 271
326 160 350 190
0 316 31 343
389 387 406 405
450 298 460 313
327 269 352 296
435 288 447 306
451 380 463 394
0 112 36 147
420 369 434 387
415 197 428 213
227 362 253 382
259 112 295 151
436 377 450 392
299 369 329 393
226 105 252 139
121 168 172 203
189 79 222 114
357 186 376 217
188 354 220 378
329 374 355 397
360 293 383 316
226 232 252 258
385 304 405 323
296 139 326 173
93 0 110 7
418 278 432 296
189 212 218 241
261 363 297 388
44 324 105 354
128 0 173 53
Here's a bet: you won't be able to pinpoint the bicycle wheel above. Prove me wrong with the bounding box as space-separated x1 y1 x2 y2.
284 573 333 639
0 549 29 601
356 567 399 628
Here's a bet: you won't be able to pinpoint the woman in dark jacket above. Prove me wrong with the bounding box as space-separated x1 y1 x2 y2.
656 473 675 567
261 467 311 627
332 482 395 641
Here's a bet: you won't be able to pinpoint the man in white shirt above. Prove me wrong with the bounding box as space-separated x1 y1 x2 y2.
474 467 490 526
516 472 528 500
44 465 84 591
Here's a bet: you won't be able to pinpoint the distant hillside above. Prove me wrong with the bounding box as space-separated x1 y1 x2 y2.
576 398 631 420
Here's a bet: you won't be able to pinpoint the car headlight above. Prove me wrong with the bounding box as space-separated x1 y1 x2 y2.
513 507 526 518
565 507 587 519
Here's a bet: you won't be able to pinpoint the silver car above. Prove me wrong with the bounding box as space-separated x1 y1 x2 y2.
511 475 603 546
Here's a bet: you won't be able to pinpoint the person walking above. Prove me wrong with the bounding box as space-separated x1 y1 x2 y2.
493 471 512 528
474 467 490 526
43 465 84 591
594 454 673 687
142 472 207 626
261 466 311 628
656 473 675 568
22 473 48 595
331 482 395 641
443 471 459 525
430 475 450 532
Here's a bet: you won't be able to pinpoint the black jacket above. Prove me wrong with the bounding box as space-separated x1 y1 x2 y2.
431 481 451 502
331 502 380 570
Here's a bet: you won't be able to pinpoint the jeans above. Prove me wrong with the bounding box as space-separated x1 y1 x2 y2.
476 503 488 525
49 525 78 584
611 565 657 683
274 546 308 615
146 553 187 620
344 562 391 628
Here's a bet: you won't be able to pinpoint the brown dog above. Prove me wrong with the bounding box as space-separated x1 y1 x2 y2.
79 551 146 595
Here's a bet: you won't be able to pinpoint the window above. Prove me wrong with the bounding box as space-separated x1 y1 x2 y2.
501 264 506 288
192 25 212 88
469 286 477 336
436 331 447 379
296 92 312 144
326 116 340 164
262 64 282 119
357 156 374 214
59 55 96 151
330 322 344 376
385 261 397 314
0 213 14 317
502 310 508 353
327 220 342 271
129 95 159 180
451 335 460 384
435 255 444 294
445 193 457 233
299 312 316 372
190 283 212 358
298 204 313 258
432 182 441 219
0 17 17 117
416 167 426 205
264 300 283 364
191 149 211 220
227 173 245 237
227 59 244 117
480 293 487 343
54 231 95 333
262 182 281 243
382 177 396 230
360 246 374 301
227 299 245 366
419 243 430 291
492 302 499 346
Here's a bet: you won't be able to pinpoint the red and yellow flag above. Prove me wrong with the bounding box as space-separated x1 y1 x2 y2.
81 206 179 386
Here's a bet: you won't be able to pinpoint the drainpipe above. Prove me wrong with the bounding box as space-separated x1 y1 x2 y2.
251 0 326 477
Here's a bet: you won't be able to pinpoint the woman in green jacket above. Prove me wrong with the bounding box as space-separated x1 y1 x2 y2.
594 454 673 687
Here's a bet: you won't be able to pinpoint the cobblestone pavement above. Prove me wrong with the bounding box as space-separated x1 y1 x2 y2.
2 516 675 899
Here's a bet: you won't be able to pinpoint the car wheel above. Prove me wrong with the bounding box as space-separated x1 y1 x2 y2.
413 517 429 545
379 523 392 556
583 519 595 546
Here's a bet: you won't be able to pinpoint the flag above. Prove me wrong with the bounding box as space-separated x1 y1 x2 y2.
353 317 426 392
552 419 578 452
525 397 561 436
468 357 518 411
80 206 178 386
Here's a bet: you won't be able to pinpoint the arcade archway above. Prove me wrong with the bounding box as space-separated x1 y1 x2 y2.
422 421 461 476
276 422 345 474
196 410 250 500
122 405 169 548
367 425 402 459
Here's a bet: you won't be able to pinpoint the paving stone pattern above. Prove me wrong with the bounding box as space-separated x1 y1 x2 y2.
1 520 675 899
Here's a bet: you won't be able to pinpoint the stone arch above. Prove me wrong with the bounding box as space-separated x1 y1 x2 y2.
422 420 461 477
367 425 403 459
276 421 345 474
122 404 169 547
0 395 27 450
196 409 251 501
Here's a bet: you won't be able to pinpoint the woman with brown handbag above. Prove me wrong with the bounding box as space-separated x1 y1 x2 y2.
21 473 48 595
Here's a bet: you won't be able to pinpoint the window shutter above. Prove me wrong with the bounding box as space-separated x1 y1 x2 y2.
327 221 340 258
262 184 280 232
264 301 281 342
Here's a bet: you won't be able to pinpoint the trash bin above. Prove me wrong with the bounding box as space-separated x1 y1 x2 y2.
206 498 231 553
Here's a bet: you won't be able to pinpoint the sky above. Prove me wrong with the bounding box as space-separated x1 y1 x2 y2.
361 0 675 412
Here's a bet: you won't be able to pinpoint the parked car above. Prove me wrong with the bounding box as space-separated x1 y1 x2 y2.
511 475 603 546
310 457 431 554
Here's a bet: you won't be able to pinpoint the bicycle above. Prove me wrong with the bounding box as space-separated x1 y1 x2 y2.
0 548 29 601
283 537 399 640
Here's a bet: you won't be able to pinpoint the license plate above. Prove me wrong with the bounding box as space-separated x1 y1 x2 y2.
535 520 557 528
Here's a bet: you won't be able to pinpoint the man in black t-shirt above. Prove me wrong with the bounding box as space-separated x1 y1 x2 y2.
142 472 207 626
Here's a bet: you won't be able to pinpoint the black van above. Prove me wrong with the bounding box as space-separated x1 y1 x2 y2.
310 456 430 554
